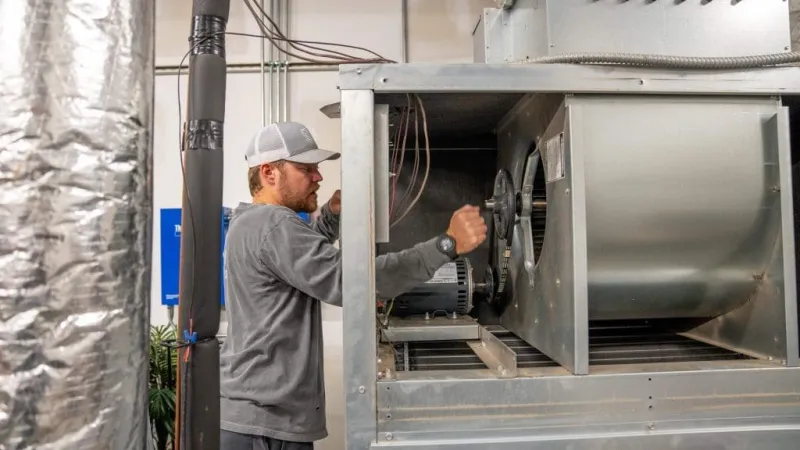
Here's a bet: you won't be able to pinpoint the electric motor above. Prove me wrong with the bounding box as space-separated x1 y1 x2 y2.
386 258 481 317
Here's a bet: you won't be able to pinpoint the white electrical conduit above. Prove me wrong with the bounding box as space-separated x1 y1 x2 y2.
282 0 289 122
260 0 267 125
260 0 289 124
274 0 281 122
268 0 275 123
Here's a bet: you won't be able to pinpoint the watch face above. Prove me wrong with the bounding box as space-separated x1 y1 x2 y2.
439 236 454 252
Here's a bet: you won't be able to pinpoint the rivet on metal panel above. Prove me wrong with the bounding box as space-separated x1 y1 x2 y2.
639 79 645 85
648 423 655 430
356 69 362 75
385 433 393 441
358 385 366 393
377 371 385 379
565 188 570 195
381 77 388 83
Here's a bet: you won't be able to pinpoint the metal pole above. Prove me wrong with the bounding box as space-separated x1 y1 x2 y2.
179 1 230 449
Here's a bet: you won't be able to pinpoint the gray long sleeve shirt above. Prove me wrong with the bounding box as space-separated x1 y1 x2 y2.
219 201 450 442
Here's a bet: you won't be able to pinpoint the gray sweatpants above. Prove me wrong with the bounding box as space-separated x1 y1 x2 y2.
220 430 313 450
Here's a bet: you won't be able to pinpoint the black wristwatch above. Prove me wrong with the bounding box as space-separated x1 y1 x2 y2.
435 233 458 260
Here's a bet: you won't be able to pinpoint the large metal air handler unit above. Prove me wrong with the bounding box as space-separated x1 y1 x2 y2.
328 1 800 448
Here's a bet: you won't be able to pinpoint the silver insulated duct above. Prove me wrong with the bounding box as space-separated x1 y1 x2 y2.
0 1 154 449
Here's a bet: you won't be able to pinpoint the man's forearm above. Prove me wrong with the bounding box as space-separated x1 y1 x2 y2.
312 202 340 243
375 237 451 300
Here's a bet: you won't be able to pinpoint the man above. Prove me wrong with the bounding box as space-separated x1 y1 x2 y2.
219 122 487 449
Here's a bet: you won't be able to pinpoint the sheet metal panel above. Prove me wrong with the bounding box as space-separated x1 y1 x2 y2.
339 63 800 95
477 0 791 63
341 89 378 450
375 364 800 445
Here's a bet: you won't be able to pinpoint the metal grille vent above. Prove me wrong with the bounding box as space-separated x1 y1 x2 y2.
394 322 751 372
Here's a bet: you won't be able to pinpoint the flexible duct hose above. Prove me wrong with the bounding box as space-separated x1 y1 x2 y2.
512 52 800 70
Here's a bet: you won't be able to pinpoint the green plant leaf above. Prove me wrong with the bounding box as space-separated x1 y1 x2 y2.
148 324 178 450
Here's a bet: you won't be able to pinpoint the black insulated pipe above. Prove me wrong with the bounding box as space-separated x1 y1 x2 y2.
178 1 230 449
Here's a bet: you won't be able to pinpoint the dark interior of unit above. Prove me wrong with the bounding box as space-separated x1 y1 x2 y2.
326 92 800 366
394 321 752 372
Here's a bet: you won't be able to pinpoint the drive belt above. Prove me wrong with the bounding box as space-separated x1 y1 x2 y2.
493 245 511 302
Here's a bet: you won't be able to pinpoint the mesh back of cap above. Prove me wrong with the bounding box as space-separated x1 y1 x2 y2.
258 125 287 154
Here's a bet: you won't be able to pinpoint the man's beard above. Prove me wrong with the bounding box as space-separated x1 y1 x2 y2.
279 183 318 213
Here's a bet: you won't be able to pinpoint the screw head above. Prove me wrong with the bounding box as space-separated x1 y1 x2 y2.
385 433 393 441
358 386 366 394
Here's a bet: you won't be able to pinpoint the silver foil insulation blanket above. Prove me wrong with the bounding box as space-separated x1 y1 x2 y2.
0 1 154 449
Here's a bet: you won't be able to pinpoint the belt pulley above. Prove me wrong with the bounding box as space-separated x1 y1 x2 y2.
485 169 516 303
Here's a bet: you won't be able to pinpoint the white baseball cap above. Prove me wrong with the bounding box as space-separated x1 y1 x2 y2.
245 122 340 167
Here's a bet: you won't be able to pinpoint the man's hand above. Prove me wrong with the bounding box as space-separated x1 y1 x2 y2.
329 189 341 215
446 205 487 255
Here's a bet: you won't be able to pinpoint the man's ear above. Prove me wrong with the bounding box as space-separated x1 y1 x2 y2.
260 163 279 186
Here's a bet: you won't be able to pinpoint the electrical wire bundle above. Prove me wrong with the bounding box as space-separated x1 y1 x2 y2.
389 94 430 227
242 0 396 65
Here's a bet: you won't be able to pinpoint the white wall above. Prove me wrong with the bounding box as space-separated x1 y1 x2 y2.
151 1 492 449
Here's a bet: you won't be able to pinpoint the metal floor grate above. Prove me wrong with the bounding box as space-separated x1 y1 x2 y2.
394 322 751 372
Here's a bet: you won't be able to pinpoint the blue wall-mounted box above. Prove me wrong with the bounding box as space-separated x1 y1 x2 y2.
160 207 310 307
160 207 231 306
